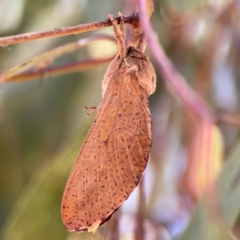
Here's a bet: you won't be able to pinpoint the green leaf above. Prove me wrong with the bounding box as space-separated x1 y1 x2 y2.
164 0 209 13
1 131 82 240
179 139 240 240
0 108 98 240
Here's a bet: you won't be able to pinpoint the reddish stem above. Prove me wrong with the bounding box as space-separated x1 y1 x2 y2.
137 0 214 121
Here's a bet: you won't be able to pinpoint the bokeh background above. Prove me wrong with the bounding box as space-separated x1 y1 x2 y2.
0 0 240 239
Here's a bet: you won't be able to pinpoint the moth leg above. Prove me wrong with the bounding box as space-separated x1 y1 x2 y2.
84 106 98 116
108 12 126 59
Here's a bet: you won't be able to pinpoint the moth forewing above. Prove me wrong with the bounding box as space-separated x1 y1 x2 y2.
61 13 156 233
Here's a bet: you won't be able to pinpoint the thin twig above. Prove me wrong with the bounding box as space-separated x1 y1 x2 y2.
0 34 116 82
228 230 239 240
8 57 114 82
216 109 240 128
137 0 214 121
0 12 140 46
134 178 145 240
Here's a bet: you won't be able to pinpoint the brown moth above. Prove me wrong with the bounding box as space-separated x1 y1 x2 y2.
61 13 156 233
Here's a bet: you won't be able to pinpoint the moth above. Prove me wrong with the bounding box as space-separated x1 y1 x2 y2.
61 13 156 233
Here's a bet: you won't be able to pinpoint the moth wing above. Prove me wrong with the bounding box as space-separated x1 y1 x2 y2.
61 72 151 232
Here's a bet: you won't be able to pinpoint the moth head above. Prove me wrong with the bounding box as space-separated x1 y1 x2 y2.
126 46 156 96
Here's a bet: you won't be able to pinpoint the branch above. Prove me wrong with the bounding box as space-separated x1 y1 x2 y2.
0 12 140 46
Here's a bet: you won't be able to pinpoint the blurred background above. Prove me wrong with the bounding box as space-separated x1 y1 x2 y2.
0 0 240 239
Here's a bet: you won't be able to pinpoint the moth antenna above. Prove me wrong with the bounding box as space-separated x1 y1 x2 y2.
136 33 147 52
108 13 126 59
118 12 125 39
